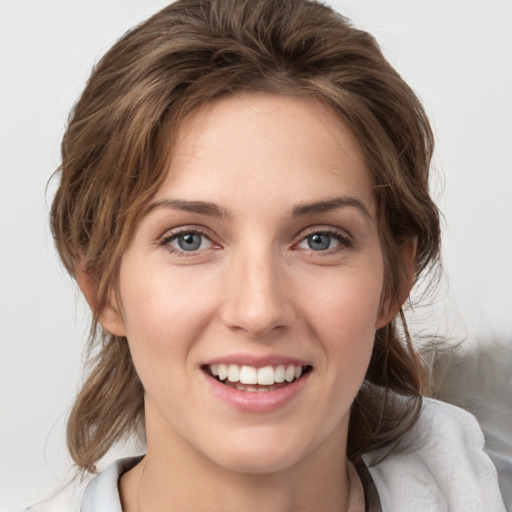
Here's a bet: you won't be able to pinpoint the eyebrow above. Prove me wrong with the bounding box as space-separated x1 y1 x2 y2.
145 199 233 219
291 197 372 219
145 196 371 220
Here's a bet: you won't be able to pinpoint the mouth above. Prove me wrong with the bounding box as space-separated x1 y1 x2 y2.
202 363 313 392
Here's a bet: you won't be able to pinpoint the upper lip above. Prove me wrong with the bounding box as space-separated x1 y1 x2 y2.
202 354 311 369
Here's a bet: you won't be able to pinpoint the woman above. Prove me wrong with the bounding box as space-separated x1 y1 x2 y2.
31 0 505 510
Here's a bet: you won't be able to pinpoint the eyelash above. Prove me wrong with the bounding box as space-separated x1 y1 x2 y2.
158 226 354 257
159 227 216 257
294 227 354 255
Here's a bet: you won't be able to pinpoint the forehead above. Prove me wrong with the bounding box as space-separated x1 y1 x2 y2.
154 93 374 216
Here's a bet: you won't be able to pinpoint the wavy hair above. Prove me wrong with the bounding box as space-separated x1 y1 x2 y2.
50 0 441 473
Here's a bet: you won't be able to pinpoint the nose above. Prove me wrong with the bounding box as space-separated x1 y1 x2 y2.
220 246 295 338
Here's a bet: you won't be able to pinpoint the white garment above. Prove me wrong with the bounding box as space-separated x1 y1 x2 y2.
26 398 506 512
362 399 506 511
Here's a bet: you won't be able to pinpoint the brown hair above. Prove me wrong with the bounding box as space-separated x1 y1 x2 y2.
51 0 441 473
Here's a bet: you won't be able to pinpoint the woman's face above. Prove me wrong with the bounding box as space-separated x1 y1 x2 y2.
105 93 391 474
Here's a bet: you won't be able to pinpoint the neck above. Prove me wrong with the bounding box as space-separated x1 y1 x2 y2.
122 455 362 512
121 452 364 512
119 408 364 512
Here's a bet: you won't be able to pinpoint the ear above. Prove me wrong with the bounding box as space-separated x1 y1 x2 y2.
375 237 416 329
76 267 127 337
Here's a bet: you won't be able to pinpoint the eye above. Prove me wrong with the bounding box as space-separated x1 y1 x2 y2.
301 233 339 251
295 229 353 253
161 229 214 254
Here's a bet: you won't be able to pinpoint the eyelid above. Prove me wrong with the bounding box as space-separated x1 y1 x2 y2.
293 225 355 252
297 225 353 242
158 225 220 255
157 224 354 256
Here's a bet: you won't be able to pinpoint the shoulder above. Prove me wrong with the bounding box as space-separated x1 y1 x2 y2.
363 397 506 512
23 477 90 512
24 457 141 512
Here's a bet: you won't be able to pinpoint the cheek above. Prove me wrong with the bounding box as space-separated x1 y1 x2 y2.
290 267 382 444
117 265 220 387
303 265 384 336
299 263 383 379
121 264 215 336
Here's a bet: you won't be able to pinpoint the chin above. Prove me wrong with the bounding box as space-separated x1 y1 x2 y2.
201 424 325 475
198 430 295 473
213 448 304 475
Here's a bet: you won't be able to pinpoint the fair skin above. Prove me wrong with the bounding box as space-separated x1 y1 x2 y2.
93 93 404 512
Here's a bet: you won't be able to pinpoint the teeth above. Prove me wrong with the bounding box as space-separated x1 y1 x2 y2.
257 366 274 385
218 364 228 381
240 366 258 385
227 364 240 382
208 363 306 386
274 365 285 383
285 365 295 382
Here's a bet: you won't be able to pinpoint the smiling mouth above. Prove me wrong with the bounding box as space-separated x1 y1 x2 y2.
203 363 313 392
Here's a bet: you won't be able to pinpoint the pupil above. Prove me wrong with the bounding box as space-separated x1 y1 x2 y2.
178 233 201 251
308 233 330 250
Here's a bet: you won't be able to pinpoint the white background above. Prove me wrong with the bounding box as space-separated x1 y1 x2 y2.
1 1 511 510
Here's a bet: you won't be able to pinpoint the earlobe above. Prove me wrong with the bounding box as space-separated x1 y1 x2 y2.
75 267 127 337
100 302 128 338
375 237 416 329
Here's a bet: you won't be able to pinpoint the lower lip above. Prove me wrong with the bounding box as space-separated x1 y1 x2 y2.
203 371 311 413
